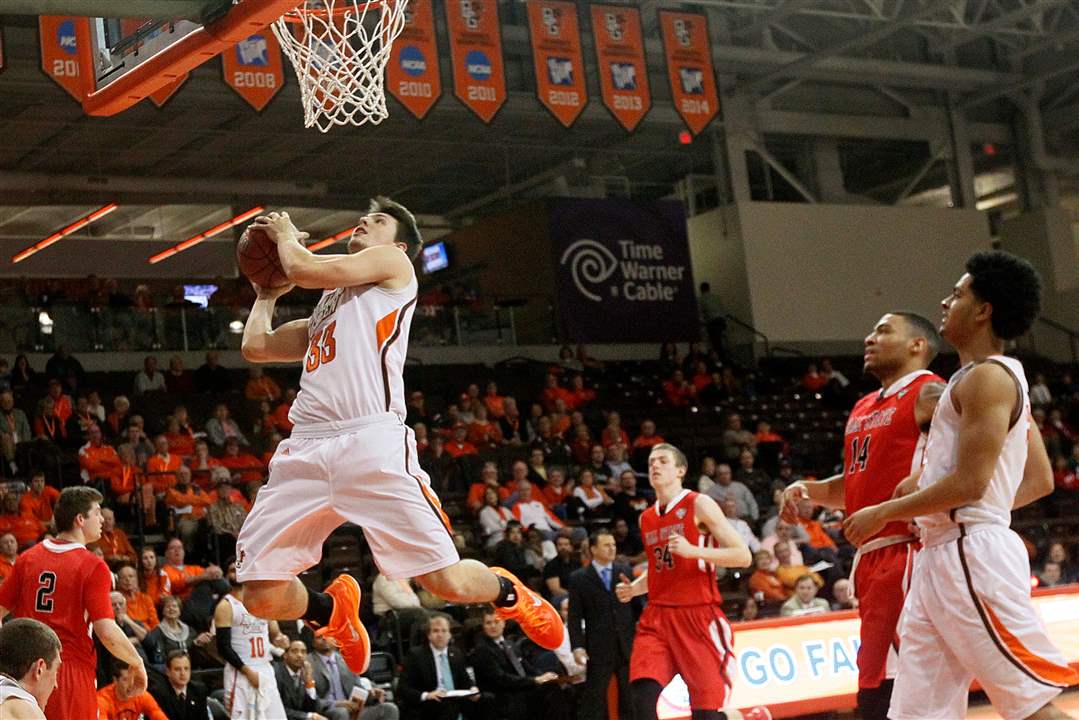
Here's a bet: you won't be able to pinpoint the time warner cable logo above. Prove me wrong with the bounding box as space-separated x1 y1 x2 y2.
561 238 687 302
560 240 617 302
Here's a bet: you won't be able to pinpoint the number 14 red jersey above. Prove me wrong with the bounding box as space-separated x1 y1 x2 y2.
844 370 942 541
639 490 723 607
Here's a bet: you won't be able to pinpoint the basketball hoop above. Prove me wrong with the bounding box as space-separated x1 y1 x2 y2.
272 0 409 132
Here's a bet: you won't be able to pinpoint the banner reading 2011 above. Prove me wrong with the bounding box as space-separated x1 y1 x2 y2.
446 0 506 123
526 1 587 128
659 11 720 135
590 5 650 132
387 0 441 119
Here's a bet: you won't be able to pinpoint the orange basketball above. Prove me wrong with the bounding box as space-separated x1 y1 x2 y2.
237 227 289 289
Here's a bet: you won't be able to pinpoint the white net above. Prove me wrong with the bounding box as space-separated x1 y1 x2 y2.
271 0 409 132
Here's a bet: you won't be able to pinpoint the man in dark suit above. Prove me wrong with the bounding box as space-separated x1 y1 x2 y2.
309 635 399 720
470 608 563 719
149 650 210 720
397 614 489 720
274 639 327 720
568 530 637 720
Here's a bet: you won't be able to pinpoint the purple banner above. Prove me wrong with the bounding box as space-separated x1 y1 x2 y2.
550 199 698 342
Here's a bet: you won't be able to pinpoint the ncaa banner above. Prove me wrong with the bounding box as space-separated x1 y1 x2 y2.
39 16 82 101
590 4 650 132
387 0 441 119
223 32 285 111
446 0 506 123
150 74 188 108
659 11 720 135
526 1 587 128
550 199 697 343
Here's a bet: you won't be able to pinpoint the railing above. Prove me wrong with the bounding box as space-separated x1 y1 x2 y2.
0 295 559 353
725 313 771 366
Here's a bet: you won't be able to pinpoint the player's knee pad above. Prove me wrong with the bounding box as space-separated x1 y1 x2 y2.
632 679 664 720
856 679 894 720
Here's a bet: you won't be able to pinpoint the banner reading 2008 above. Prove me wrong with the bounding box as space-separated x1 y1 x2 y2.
526 1 587 128
659 11 720 135
446 0 506 123
590 4 650 132
387 0 441 119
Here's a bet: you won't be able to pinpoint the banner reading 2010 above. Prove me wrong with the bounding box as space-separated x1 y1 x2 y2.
387 0 441 119
446 0 506 123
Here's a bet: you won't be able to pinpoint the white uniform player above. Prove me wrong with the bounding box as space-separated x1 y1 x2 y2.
235 272 458 582
889 356 1078 719
221 594 286 720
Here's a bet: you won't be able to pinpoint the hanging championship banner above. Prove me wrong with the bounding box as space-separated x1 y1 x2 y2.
223 31 284 111
526 1 587 128
446 0 506 123
387 0 441 119
39 16 82 101
150 74 188 108
659 11 720 136
590 5 650 132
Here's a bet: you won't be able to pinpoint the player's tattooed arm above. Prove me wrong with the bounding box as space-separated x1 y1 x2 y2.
915 381 946 433
1013 420 1053 509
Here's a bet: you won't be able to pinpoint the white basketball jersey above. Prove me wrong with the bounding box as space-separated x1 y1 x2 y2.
225 594 271 667
0 675 37 706
916 355 1030 531
289 274 418 426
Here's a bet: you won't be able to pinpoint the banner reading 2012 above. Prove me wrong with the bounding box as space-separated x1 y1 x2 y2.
590 5 650 132
387 0 441 119
526 1 587 128
446 0 506 123
659 11 720 135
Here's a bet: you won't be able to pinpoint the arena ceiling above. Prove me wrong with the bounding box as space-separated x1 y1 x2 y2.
1 0 1079 277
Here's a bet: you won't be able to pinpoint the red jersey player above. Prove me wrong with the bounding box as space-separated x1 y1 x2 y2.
782 312 944 720
616 443 755 720
0 487 148 720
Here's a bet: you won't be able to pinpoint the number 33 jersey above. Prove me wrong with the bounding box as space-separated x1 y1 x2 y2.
639 490 723 606
289 274 418 427
844 369 943 542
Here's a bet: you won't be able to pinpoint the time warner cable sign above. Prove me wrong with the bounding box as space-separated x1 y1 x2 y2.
549 199 698 342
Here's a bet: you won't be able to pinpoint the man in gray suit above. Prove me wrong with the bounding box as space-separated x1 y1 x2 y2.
309 634 399 720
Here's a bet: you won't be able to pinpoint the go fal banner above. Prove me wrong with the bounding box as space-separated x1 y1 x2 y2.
550 199 698 343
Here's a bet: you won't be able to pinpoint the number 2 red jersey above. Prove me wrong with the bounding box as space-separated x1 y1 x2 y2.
639 490 723 606
844 370 942 541
0 538 114 668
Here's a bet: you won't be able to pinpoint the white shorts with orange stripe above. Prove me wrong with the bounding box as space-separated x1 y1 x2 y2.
235 412 459 582
889 523 1078 720
224 663 285 719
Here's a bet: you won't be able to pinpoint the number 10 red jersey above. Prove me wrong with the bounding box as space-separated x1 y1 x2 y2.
639 490 723 607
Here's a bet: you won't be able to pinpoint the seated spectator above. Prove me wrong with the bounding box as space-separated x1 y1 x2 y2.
831 578 858 610
123 420 154 465
467 404 503 449
698 370 730 407
469 609 561 716
1040 561 1066 588
271 387 297 434
526 448 550 487
309 635 400 720
166 466 212 552
781 575 831 617
133 355 167 396
244 366 281 402
33 395 68 447
498 397 525 445
541 467 572 516
748 550 788 602
705 462 759 523
566 373 596 410
194 350 231 395
493 521 536 584
720 498 760 555
543 534 577 603
97 660 167 720
605 443 633 480
722 413 755 461
19 471 59 525
110 590 149 643
188 440 223 490
0 532 17 582
1030 372 1052 407
44 377 73 426
1047 541 1077 583
511 480 567 541
397 614 484 720
206 474 248 560
106 395 131 439
149 650 211 720
568 423 594 466
523 526 556 573
420 435 454 494
483 380 505 418
754 420 784 448
146 434 181 497
274 639 328 719
735 449 774 509
600 411 630 449
662 369 697 407
801 363 829 393
774 541 823 592
611 517 645 566
107 443 144 520
479 487 515 549
612 470 651 528
540 373 572 413
570 468 613 522
697 456 718 493
138 546 172 607
690 360 713 393
163 415 195 458
162 537 222 602
163 356 195 396
0 389 30 476
0 492 46 549
796 498 844 576
548 398 572 437
820 358 850 390
95 508 137 566
468 461 509 514
218 437 265 484
445 423 478 458
631 419 665 455
739 596 760 622
204 403 248 451
530 418 571 466
117 564 159 630
79 423 122 484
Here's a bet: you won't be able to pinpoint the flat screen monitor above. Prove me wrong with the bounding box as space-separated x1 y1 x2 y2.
422 241 449 274
183 284 218 308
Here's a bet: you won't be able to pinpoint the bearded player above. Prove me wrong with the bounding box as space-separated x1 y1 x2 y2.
236 201 564 676
781 311 945 719
616 443 766 720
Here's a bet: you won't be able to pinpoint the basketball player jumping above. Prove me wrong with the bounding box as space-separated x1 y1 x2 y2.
845 251 1077 720
780 311 945 720
237 202 564 674
615 443 761 720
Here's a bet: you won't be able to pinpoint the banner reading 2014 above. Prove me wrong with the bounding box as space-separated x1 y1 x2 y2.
387 0 441 119
659 11 720 135
590 5 650 132
446 0 506 123
526 1 587 128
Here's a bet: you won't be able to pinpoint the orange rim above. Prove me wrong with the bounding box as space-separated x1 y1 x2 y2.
280 0 384 22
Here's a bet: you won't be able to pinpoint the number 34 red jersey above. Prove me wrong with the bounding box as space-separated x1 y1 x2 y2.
639 490 723 607
844 370 943 541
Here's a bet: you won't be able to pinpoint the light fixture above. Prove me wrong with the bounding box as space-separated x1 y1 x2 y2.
38 310 54 335
12 203 119 264
307 226 356 253
229 320 245 334
148 206 265 264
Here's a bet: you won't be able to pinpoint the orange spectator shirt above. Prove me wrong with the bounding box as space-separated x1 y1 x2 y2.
208 488 252 512
218 453 265 484
467 421 503 447
141 569 171 606
483 394 505 418
146 454 182 494
601 427 630 448
96 528 136 562
632 435 665 451
79 443 121 480
0 513 45 547
0 556 14 583
189 459 223 491
52 394 73 425
165 430 195 457
110 465 142 499
271 402 293 432
162 564 205 600
124 590 160 630
801 519 838 550
467 483 510 511
245 376 281 402
565 388 596 411
19 485 60 523
165 486 213 520
749 570 789 601
542 484 571 507
444 440 478 458
97 683 168 720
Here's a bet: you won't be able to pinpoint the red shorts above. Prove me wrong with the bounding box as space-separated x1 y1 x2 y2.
630 603 733 710
45 658 97 720
853 540 915 688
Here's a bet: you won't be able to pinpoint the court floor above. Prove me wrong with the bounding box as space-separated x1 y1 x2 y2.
967 688 1079 719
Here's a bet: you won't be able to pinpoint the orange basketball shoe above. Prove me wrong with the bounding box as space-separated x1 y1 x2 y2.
490 566 565 650
314 574 370 674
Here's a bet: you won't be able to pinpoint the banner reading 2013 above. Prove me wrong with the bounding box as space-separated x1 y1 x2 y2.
387 0 441 119
526 1 587 128
446 0 506 123
659 11 720 135
590 5 650 132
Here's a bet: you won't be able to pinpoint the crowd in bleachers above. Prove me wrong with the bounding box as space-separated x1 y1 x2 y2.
0 338 1077 718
